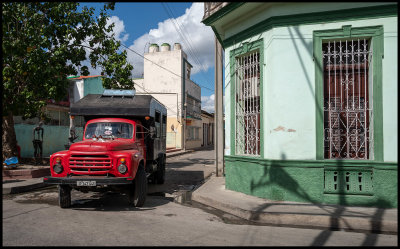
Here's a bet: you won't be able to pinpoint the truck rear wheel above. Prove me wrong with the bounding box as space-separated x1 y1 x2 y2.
58 185 71 208
155 155 165 184
129 166 147 207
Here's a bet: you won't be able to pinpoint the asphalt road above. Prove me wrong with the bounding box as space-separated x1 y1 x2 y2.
2 148 397 246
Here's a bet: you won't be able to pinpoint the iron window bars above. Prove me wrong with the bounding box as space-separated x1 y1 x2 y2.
322 39 373 159
235 51 261 156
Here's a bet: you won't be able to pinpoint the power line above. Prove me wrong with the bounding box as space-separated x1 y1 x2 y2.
164 3 226 97
163 3 208 74
161 3 214 90
161 3 205 74
164 3 225 75
133 81 179 116
119 43 214 92
134 78 203 117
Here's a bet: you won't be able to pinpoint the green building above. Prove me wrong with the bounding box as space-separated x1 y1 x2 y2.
203 2 397 208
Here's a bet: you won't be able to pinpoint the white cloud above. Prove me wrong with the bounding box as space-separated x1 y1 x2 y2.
106 16 129 42
126 3 215 78
201 94 215 113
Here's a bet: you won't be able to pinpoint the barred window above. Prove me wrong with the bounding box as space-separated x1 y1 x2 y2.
235 50 260 156
323 39 373 159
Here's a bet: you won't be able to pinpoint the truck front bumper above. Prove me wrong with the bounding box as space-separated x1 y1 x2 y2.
43 176 133 186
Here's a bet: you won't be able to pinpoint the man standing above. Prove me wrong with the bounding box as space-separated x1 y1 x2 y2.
32 121 44 164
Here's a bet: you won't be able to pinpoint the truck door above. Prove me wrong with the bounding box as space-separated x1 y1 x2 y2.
135 124 146 160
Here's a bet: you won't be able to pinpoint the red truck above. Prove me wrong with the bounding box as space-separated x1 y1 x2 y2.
44 90 167 208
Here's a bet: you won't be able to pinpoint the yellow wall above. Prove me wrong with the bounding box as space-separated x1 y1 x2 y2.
166 117 183 148
186 118 202 149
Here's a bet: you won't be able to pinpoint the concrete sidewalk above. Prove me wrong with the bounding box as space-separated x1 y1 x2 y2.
191 176 398 234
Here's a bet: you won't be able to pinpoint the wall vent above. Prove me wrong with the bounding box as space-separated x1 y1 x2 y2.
324 169 373 195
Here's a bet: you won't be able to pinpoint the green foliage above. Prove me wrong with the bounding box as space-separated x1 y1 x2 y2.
2 2 134 119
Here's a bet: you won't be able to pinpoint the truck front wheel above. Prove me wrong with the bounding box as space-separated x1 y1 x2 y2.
58 184 71 208
129 166 147 207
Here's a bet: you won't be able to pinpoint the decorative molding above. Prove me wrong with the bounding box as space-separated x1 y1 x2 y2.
217 4 397 48
202 2 246 25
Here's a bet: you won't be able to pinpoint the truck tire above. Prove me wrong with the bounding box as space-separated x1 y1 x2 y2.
155 155 165 184
129 166 147 207
58 184 71 208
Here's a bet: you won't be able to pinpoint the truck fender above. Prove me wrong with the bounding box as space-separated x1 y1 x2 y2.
131 152 144 178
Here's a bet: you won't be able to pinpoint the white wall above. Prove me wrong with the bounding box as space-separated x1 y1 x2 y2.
141 49 184 118
72 79 84 104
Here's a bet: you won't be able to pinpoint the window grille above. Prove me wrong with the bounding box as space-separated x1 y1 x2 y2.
235 50 260 156
322 39 373 159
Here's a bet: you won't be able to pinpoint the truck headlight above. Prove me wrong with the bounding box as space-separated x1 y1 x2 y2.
53 157 63 174
118 164 128 174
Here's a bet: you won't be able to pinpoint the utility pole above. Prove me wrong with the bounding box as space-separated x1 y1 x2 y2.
214 36 224 177
183 91 187 152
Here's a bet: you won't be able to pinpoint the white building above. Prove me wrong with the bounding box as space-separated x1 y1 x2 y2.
134 43 202 149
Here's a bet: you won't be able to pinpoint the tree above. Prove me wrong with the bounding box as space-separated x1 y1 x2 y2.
2 2 134 160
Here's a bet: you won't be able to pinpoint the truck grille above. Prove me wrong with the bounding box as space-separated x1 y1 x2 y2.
69 155 112 175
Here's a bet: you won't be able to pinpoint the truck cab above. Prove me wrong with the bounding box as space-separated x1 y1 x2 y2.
44 90 167 208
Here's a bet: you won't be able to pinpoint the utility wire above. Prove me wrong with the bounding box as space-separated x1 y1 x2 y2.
161 3 214 87
162 3 208 75
163 2 226 98
133 81 179 116
119 42 214 92
166 3 213 77
162 3 205 74
133 76 202 115
83 40 207 115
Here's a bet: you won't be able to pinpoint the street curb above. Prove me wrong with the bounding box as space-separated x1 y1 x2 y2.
3 181 49 195
166 150 194 158
191 177 398 234
3 167 50 179
192 194 397 234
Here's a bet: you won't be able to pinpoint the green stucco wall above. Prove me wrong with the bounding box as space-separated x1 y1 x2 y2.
225 157 397 208
220 4 397 208
15 124 84 158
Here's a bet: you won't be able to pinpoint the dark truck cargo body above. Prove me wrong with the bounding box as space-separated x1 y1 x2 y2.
70 93 167 162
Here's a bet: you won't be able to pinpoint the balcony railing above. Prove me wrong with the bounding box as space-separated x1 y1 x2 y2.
203 2 230 21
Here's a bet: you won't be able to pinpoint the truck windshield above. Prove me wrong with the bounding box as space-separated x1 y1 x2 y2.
85 122 133 139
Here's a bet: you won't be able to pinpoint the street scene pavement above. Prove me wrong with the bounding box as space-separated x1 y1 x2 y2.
3 148 398 246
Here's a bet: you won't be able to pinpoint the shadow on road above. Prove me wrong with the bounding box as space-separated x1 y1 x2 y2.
70 191 173 212
167 158 215 169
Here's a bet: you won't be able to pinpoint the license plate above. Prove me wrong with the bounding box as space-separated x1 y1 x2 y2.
77 181 96 186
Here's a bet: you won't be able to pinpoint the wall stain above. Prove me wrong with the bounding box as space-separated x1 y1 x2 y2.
272 126 296 132
273 126 286 132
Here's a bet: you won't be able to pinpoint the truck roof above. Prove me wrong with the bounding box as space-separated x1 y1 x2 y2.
70 94 167 118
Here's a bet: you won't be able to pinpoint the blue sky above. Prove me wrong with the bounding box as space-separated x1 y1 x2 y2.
78 2 218 113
